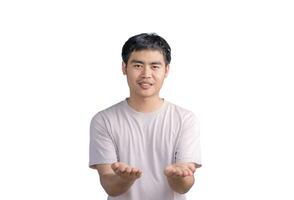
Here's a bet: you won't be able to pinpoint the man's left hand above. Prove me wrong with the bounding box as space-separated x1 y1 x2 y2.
164 162 196 178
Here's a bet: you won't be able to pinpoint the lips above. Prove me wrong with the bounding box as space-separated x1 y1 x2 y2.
138 81 154 89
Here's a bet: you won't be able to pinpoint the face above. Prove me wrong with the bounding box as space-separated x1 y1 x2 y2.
122 49 169 100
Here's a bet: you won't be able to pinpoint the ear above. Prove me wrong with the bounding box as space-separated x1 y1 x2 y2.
122 62 127 75
164 65 170 78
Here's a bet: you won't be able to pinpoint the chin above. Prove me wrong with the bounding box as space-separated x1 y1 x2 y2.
136 92 156 98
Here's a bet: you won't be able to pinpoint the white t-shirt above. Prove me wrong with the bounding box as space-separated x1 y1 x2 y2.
89 99 201 200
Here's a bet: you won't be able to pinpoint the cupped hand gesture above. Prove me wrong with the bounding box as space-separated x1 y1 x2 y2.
164 162 196 178
111 162 142 182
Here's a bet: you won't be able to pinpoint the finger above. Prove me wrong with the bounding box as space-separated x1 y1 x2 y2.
179 169 190 177
118 165 127 173
125 167 132 174
115 169 122 176
173 168 179 176
187 169 193 176
167 165 177 174
130 168 138 175
182 169 189 177
172 168 181 177
126 168 140 179
111 162 120 171
132 168 142 176
164 167 170 176
187 165 196 173
178 168 184 177
136 170 142 178
165 168 175 176
180 167 190 176
186 168 194 176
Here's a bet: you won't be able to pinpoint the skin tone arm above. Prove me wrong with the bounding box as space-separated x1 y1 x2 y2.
95 162 142 197
164 162 197 194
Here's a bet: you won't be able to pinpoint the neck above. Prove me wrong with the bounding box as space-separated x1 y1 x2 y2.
127 95 164 113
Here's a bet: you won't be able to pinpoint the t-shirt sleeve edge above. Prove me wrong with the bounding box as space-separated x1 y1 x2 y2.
89 159 117 169
176 159 202 168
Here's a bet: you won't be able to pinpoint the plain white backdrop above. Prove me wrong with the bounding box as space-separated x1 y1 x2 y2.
0 0 293 199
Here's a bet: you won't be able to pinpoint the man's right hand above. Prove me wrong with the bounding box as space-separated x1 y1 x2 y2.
96 162 142 196
111 162 142 182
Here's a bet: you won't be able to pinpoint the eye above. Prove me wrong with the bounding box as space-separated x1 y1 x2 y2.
152 65 160 69
134 64 142 68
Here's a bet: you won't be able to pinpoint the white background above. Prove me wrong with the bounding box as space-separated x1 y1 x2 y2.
0 0 293 199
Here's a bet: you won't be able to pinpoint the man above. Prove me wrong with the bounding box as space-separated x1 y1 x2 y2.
89 33 201 200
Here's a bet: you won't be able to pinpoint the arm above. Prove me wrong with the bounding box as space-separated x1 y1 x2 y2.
95 162 142 197
164 162 196 194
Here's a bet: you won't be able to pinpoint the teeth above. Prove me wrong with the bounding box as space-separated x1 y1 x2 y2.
139 83 152 89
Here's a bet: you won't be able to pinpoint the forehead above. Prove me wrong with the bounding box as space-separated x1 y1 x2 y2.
128 49 165 63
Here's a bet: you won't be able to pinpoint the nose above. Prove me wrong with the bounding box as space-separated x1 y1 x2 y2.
141 66 152 78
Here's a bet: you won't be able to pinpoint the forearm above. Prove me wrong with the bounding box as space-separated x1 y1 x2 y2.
100 174 135 196
166 175 195 194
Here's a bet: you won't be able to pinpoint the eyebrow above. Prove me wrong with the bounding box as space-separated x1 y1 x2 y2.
130 60 144 64
130 60 163 65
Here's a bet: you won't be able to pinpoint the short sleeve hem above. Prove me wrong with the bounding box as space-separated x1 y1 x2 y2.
176 159 202 168
89 159 118 169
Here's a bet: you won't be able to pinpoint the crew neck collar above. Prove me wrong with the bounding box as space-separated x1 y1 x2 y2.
123 98 167 116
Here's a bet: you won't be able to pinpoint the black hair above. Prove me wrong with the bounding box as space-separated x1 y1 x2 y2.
121 33 171 65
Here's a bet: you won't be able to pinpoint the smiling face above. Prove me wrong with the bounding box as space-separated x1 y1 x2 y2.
122 49 169 100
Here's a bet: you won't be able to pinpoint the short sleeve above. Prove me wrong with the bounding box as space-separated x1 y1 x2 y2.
175 112 202 168
89 113 118 169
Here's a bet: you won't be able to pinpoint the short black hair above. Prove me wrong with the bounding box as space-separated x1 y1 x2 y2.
122 33 171 65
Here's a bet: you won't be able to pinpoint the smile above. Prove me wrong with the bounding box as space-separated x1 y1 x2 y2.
138 82 153 89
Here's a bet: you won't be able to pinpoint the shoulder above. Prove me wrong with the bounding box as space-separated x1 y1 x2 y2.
91 100 125 123
165 101 199 124
166 101 197 117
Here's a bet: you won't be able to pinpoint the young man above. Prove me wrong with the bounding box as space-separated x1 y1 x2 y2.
89 33 202 200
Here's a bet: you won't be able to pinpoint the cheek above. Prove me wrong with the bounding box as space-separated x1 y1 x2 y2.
127 73 139 84
154 73 166 82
